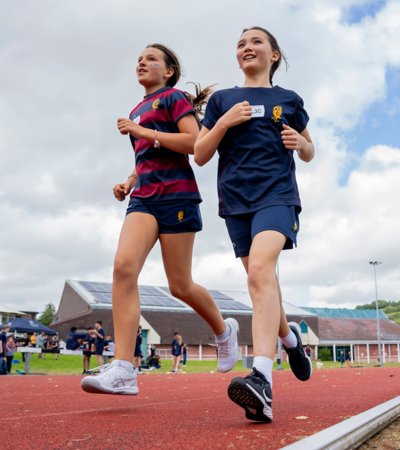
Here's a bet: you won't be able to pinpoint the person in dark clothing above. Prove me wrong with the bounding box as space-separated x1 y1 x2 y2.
66 327 81 350
93 321 105 366
134 326 143 370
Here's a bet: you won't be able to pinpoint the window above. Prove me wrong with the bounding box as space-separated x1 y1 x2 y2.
299 321 308 333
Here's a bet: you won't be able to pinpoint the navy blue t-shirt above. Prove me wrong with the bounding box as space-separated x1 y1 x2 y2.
0 331 7 357
95 328 105 352
202 86 309 217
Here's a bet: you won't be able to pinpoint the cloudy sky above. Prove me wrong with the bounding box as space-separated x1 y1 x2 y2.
1 0 399 314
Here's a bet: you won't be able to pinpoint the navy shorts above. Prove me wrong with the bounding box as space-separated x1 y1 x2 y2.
126 197 203 234
224 205 300 258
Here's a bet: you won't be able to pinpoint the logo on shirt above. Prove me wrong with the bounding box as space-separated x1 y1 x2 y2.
133 115 141 124
177 210 184 221
152 98 160 110
293 221 298 232
272 105 282 123
251 105 265 118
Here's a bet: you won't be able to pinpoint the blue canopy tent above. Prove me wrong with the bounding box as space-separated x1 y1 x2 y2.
7 318 57 335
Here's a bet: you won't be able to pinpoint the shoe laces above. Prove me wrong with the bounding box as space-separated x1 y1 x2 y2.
216 337 233 359
87 363 111 374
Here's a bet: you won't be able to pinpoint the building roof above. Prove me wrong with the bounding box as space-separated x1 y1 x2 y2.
302 307 388 320
318 317 400 342
68 280 253 314
0 305 26 315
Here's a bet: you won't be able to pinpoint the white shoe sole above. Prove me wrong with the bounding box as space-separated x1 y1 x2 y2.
81 377 139 395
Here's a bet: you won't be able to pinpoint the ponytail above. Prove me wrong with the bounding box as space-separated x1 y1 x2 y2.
184 82 215 128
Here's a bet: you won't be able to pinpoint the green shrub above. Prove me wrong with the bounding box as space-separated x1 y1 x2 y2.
319 347 333 361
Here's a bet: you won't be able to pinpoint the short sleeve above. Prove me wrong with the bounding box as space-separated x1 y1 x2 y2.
167 90 195 124
291 96 309 133
201 92 221 130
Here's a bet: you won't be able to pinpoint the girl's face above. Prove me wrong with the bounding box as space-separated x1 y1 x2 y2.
136 47 173 89
236 29 280 77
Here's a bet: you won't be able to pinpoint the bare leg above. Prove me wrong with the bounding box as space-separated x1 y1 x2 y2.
242 230 285 359
277 276 290 339
241 252 290 344
112 213 158 362
159 233 226 336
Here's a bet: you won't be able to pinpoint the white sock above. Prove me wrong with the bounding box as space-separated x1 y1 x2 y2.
253 356 273 387
215 321 231 343
113 359 135 373
281 329 298 349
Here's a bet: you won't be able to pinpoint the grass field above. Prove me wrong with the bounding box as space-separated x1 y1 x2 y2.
9 352 398 376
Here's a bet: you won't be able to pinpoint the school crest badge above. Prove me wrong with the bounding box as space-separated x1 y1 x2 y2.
177 210 184 222
272 105 282 123
152 98 160 110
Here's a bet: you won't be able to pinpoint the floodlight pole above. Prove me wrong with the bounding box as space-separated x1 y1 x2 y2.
369 261 382 367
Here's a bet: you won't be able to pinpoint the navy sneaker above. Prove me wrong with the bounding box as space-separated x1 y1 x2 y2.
227 367 273 422
283 322 312 381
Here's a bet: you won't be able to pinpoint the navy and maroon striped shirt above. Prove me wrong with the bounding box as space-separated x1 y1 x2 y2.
129 86 201 203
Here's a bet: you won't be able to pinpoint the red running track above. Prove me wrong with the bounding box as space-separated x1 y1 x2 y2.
2 367 400 450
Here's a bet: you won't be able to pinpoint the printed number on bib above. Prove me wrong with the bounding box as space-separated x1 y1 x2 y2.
251 105 265 118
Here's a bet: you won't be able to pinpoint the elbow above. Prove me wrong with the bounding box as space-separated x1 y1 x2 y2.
194 153 206 166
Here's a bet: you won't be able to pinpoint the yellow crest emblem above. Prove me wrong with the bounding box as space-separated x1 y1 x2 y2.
293 221 298 232
272 105 282 123
177 210 184 222
152 98 160 111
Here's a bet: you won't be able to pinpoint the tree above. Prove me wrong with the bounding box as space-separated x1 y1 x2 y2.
39 303 56 326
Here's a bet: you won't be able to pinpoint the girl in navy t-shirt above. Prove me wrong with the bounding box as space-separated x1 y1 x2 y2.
195 27 315 423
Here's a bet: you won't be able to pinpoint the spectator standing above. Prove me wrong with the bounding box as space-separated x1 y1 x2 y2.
93 321 105 366
50 335 59 359
20 332 30 362
0 325 10 373
134 326 143 370
339 351 345 368
104 335 115 364
30 332 37 347
82 327 96 374
182 343 188 366
37 332 45 358
171 332 182 373
5 336 16 373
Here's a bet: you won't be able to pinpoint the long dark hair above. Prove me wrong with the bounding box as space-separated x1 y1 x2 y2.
241 27 288 85
146 43 214 126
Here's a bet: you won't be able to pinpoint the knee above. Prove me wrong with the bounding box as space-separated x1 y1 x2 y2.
113 255 137 282
169 281 192 300
247 264 275 294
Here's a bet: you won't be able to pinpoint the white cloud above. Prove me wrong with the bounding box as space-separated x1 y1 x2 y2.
1 0 400 314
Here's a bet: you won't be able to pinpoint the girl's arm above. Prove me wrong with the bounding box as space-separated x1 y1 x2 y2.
281 124 315 162
194 101 252 166
117 114 199 155
113 168 137 202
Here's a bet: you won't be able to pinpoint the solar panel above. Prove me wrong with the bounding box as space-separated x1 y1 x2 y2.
77 281 250 311
92 292 112 303
141 295 185 308
139 286 165 296
215 299 251 311
209 290 233 300
79 281 111 293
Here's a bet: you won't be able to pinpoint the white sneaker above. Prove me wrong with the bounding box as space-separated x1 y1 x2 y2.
216 318 240 372
81 360 139 395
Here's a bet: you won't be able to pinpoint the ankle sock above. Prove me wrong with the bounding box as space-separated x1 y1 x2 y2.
215 321 231 343
253 356 273 387
114 359 135 372
281 329 298 349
